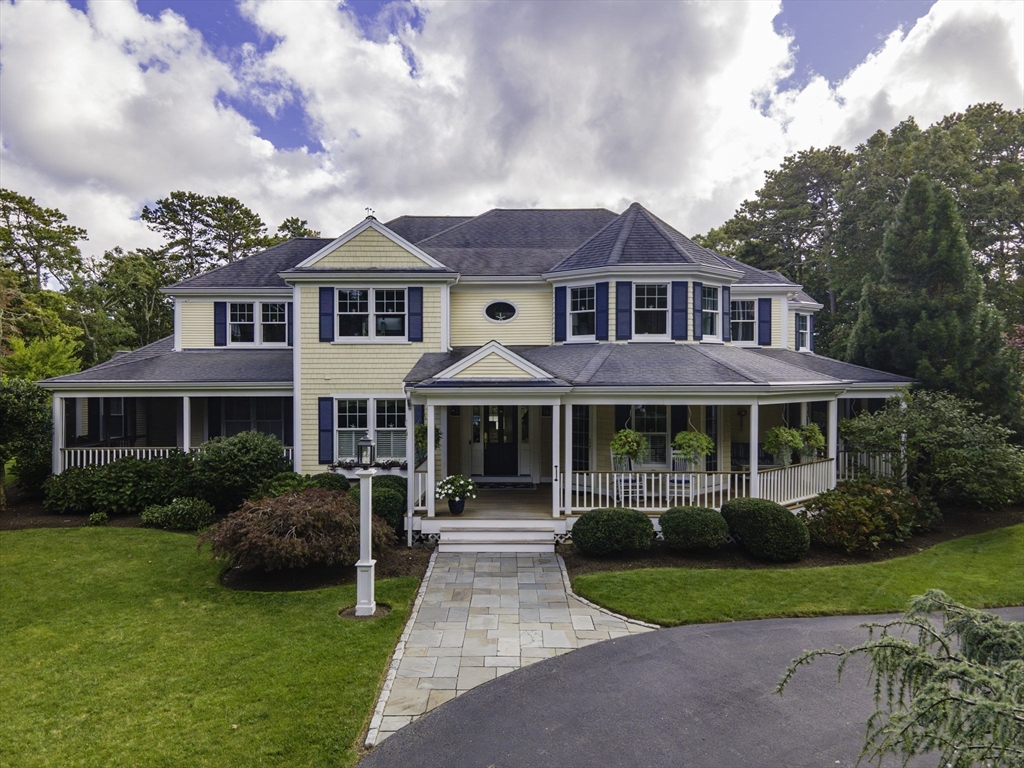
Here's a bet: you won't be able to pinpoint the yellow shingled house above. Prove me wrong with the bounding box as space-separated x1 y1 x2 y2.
40 203 909 551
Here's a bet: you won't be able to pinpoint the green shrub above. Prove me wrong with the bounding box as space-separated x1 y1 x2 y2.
370 474 406 500
659 507 729 551
348 485 360 505
141 497 216 531
308 472 351 493
193 431 291 512
87 511 108 526
721 498 809 562
802 478 940 554
370 487 405 534
199 488 393 571
43 466 95 514
251 472 310 500
571 507 654 556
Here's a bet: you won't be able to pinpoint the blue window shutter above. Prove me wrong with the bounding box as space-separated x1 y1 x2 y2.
286 302 293 347
615 282 632 340
721 286 731 342
615 404 632 430
318 397 333 464
408 287 423 342
808 313 815 352
319 287 334 342
692 282 703 341
213 302 227 347
554 286 567 342
671 281 688 340
595 282 609 340
758 298 772 346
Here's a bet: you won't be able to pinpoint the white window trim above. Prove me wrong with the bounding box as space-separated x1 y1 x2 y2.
701 285 721 342
632 281 671 342
795 313 810 351
730 298 758 347
567 284 597 343
632 404 670 470
227 300 289 348
333 287 410 344
482 300 519 324
334 394 409 461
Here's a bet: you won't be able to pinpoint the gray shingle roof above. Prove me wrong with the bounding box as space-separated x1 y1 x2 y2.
384 216 475 243
40 337 293 386
550 203 797 287
406 343 900 388
169 238 333 290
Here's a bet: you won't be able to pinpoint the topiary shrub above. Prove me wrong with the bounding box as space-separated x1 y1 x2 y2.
802 478 940 554
659 506 729 551
192 431 291 512
371 474 406 500
141 497 216 531
720 497 809 562
199 488 393 571
308 472 351 493
571 507 654 556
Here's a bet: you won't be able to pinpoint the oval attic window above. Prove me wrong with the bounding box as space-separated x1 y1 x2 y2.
485 301 517 322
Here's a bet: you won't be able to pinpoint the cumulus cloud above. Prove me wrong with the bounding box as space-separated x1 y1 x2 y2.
0 0 1021 256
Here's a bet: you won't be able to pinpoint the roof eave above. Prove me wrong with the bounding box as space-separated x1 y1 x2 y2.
542 263 742 282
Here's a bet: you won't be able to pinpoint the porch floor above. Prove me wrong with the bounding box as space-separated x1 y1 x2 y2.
425 485 554 520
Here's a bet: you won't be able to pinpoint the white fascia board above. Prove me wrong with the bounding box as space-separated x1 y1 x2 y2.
543 264 741 283
434 340 554 380
407 389 569 406
730 285 797 296
839 384 911 398
38 382 294 395
294 218 448 269
790 300 825 310
564 383 845 402
280 271 457 284
165 288 293 300
455 276 548 286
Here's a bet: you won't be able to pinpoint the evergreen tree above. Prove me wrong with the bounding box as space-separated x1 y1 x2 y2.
847 175 1021 430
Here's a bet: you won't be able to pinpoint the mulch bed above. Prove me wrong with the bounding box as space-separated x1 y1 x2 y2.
560 503 1024 578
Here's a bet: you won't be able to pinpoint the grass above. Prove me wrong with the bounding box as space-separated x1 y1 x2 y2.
572 524 1024 627
0 527 419 767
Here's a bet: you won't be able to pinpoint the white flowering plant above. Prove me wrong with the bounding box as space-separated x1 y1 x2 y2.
436 475 478 500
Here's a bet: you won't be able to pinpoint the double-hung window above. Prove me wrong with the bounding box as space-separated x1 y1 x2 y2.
336 398 407 460
375 400 407 459
229 302 288 346
337 400 368 459
702 286 719 338
796 313 809 350
633 405 668 466
634 284 668 337
337 288 407 340
730 299 755 342
570 286 596 339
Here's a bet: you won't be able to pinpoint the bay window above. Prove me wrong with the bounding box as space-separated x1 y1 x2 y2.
702 286 719 338
570 286 596 339
634 284 668 336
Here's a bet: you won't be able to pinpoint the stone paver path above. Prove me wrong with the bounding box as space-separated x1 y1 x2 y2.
368 552 654 745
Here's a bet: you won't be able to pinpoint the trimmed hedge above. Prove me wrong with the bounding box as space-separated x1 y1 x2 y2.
659 507 729 551
308 472 351 493
572 507 654 556
720 498 809 562
371 474 407 501
141 497 216 531
192 431 292 512
200 488 393 571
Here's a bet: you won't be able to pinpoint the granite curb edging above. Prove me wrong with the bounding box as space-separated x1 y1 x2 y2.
556 553 662 630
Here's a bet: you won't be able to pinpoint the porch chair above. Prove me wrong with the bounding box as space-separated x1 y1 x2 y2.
611 453 646 508
666 456 692 506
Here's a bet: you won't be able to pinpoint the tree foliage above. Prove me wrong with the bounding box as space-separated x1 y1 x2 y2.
0 188 86 290
0 375 52 509
273 216 321 241
777 591 1024 768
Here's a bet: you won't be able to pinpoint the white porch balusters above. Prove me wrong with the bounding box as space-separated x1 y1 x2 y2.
551 403 561 517
427 404 436 517
827 397 838 487
749 401 760 497
182 396 191 453
563 406 573 517
51 395 65 474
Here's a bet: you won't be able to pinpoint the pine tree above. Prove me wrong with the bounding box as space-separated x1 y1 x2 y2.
847 175 1022 431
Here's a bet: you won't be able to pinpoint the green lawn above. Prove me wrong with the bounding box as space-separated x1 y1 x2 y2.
0 528 419 767
573 524 1024 627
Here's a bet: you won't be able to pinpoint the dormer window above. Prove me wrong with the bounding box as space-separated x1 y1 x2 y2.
229 301 288 346
634 283 668 337
570 287 596 339
701 286 719 338
796 313 809 350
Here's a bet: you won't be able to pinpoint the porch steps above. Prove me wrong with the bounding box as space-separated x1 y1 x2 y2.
421 518 562 554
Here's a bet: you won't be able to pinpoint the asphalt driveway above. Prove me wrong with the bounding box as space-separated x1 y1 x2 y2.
359 607 1023 768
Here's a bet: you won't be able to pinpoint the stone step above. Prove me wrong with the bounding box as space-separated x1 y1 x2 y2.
438 540 554 553
440 529 553 542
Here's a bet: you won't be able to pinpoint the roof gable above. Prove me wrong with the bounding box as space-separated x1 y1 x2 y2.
435 341 554 381
296 218 446 270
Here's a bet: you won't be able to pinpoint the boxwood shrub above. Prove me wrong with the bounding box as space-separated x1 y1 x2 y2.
200 488 393 571
308 472 351 493
572 507 654 556
371 474 407 501
802 478 940 553
659 506 729 551
720 497 809 562
192 431 291 512
141 497 216 531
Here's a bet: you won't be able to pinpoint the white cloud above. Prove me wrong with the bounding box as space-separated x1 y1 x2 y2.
1 0 1021 256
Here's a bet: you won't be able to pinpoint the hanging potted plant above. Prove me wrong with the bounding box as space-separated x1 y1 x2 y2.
414 424 443 464
436 474 478 515
764 426 804 467
799 423 825 460
671 430 715 470
610 428 648 468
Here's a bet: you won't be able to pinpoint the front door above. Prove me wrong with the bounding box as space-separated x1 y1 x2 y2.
483 405 518 476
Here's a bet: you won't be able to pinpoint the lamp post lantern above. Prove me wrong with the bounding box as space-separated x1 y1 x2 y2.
357 433 375 468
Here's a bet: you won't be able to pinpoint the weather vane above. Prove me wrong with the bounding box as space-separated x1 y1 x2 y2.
365 206 375 218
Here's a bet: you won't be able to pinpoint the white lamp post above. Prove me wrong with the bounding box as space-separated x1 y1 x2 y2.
355 467 378 617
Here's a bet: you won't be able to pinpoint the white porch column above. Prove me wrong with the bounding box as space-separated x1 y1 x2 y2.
827 397 838 487
182 396 191 453
426 404 436 517
799 401 808 426
563 405 573 517
51 394 65 475
749 401 759 497
551 403 561 517
405 400 415 547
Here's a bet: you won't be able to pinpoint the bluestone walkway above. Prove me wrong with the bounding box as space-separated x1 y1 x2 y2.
366 552 655 745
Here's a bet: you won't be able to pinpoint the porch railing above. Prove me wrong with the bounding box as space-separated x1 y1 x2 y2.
837 451 894 481
759 459 833 506
568 471 750 512
61 445 295 471
413 470 429 511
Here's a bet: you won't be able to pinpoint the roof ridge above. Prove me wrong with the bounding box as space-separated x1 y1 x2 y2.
632 205 697 263
689 344 759 383
548 206 631 272
574 345 616 384
416 209 497 244
608 203 641 265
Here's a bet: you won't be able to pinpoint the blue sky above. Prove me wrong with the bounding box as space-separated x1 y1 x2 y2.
5 1 1022 254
